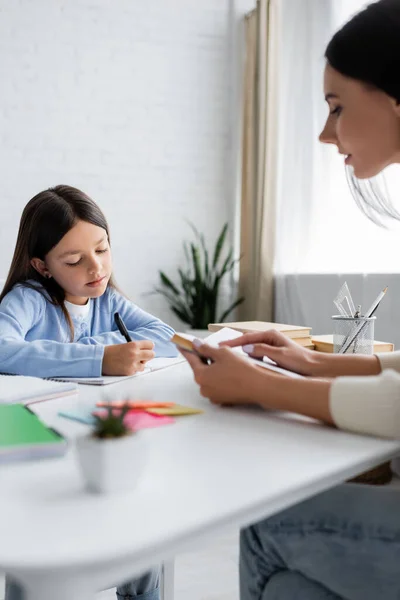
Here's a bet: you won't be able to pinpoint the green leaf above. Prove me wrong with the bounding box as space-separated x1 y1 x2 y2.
212 223 228 269
191 243 202 285
178 268 194 303
171 306 193 325
159 271 180 296
154 288 191 316
153 287 180 305
213 249 233 285
218 296 245 323
184 241 193 265
187 220 201 241
178 267 192 286
216 254 243 286
153 221 244 329
204 248 210 284
92 403 131 439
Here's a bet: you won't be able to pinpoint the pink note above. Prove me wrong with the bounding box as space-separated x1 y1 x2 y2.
124 410 175 430
93 409 174 430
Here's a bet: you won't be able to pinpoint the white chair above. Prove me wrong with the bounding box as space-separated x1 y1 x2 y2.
161 560 175 600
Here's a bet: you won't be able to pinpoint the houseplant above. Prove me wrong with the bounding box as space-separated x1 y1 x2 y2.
155 223 244 334
76 404 147 494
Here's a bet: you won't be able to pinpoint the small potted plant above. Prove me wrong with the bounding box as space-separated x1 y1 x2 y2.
155 222 244 336
76 404 147 494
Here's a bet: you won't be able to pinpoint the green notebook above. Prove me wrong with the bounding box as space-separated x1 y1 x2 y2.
0 404 68 463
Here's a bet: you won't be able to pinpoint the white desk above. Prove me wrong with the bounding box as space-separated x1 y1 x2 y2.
1 361 400 600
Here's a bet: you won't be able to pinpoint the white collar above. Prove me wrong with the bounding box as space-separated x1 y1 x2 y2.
64 299 91 319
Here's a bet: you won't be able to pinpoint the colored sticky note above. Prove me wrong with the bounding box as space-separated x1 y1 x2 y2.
147 405 204 416
59 409 95 425
124 411 175 430
96 400 174 409
92 409 174 430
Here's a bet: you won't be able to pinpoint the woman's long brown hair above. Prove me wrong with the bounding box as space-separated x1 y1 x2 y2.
0 185 116 339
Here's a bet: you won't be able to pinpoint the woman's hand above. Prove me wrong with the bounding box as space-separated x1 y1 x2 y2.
102 341 155 376
220 330 382 378
182 341 334 425
219 330 320 376
181 344 281 406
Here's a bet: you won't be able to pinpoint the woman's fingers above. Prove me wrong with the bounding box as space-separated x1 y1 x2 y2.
179 348 205 370
219 329 289 349
193 341 230 361
242 343 280 361
219 332 267 348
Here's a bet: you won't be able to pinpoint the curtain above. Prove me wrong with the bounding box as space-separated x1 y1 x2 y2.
273 0 334 327
274 0 334 276
238 0 280 321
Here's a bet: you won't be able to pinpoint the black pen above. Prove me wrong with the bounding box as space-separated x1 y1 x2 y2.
114 312 132 343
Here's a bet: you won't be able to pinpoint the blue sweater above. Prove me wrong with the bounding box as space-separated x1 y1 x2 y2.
0 283 177 378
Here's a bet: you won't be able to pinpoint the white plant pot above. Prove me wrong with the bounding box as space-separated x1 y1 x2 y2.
76 432 147 494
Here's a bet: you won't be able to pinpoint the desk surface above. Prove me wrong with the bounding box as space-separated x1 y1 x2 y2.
1 362 400 583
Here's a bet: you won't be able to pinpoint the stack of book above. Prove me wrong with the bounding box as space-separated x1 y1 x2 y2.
311 335 393 354
207 321 314 349
207 321 394 354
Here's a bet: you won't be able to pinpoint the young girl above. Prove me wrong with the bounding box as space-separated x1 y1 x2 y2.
1 185 172 600
0 184 177 378
183 1 400 598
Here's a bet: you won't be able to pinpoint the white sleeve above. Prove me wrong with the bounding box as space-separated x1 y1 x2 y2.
377 350 400 373
330 369 400 438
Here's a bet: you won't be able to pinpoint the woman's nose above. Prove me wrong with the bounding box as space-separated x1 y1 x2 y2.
319 118 337 145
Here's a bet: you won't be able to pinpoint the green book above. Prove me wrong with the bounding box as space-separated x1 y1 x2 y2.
0 404 68 463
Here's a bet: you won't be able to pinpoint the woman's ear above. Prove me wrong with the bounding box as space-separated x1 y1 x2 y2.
30 258 51 279
390 97 400 118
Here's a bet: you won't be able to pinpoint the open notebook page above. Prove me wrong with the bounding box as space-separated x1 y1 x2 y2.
51 355 186 385
50 370 151 386
0 375 78 404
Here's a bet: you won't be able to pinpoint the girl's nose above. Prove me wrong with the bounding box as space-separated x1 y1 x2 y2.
88 256 102 274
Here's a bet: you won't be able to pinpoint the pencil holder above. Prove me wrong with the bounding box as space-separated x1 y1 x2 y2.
332 315 376 355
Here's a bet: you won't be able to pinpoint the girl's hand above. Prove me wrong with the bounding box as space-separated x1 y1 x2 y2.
181 344 280 406
102 341 155 376
219 330 319 376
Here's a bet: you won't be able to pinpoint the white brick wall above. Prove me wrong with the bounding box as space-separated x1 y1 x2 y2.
0 0 235 329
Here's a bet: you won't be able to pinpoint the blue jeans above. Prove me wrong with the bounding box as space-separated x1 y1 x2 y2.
240 483 400 600
5 567 160 600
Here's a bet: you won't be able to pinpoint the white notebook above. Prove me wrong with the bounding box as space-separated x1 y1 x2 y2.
0 375 78 405
51 371 151 386
50 355 186 385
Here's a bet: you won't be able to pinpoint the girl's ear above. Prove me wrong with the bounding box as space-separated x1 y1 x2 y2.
30 258 52 279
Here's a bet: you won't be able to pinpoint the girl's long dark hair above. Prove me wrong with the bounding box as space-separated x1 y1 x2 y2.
325 0 400 225
0 185 116 338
